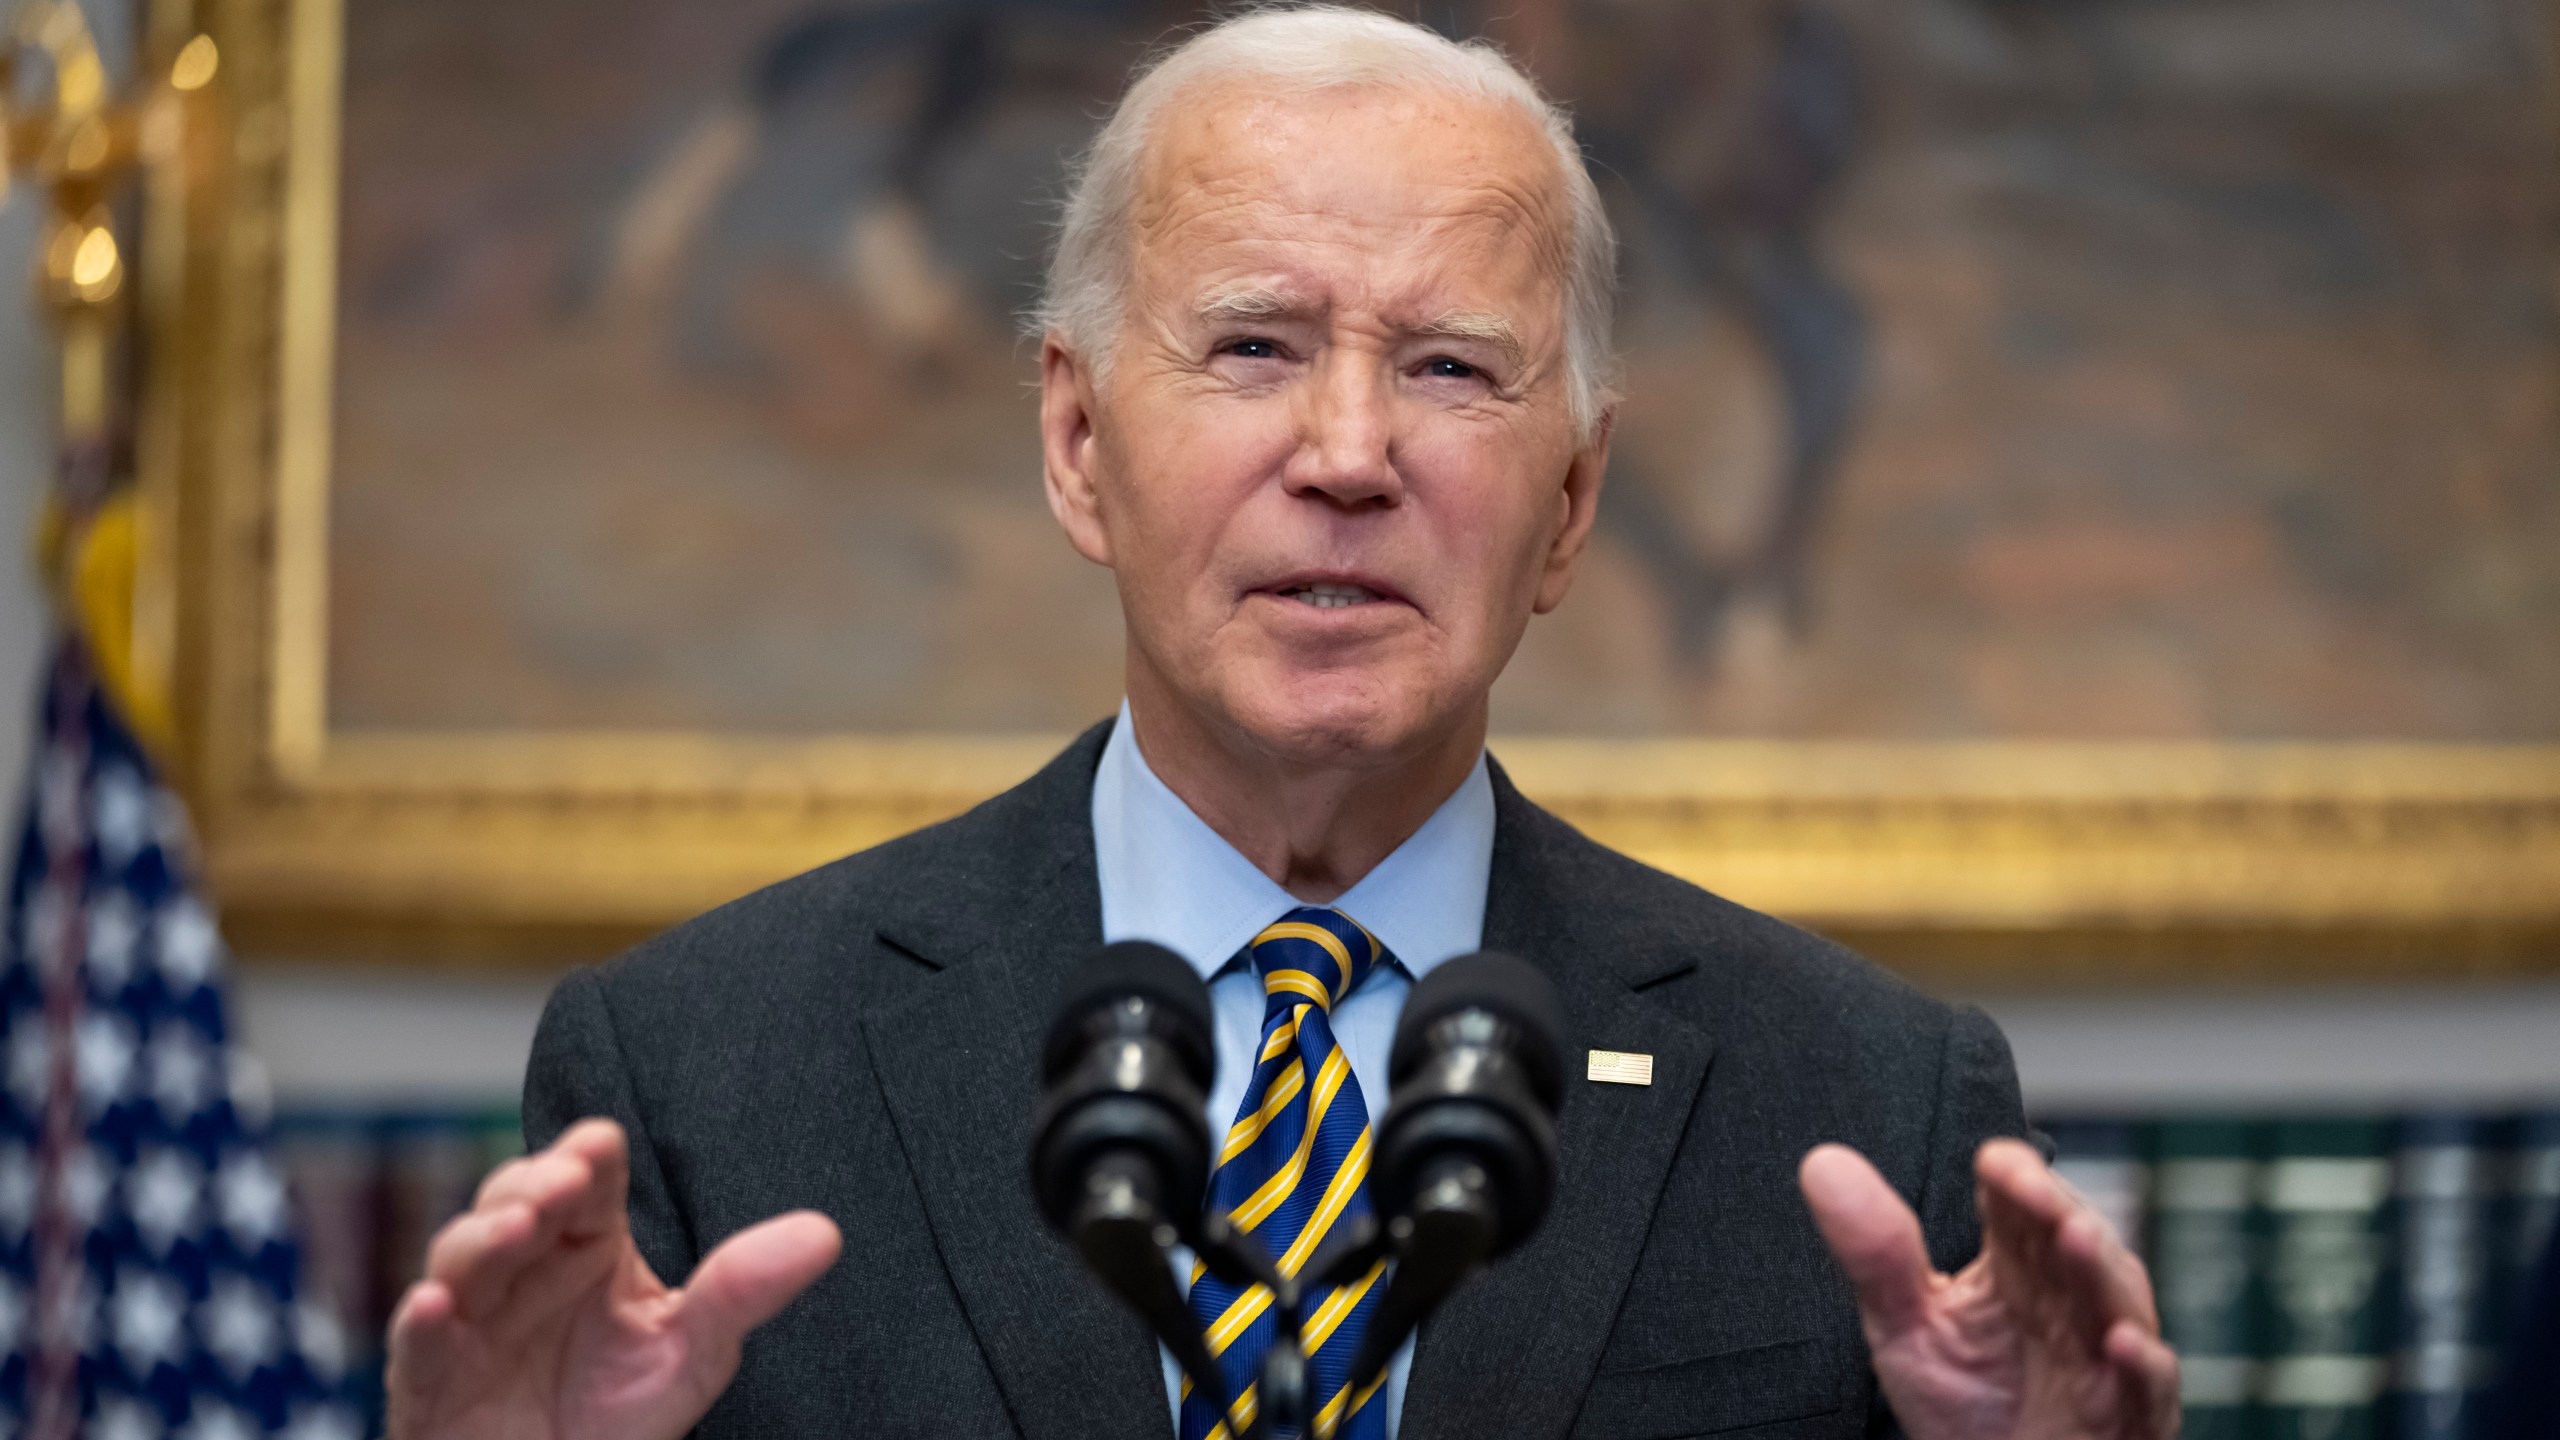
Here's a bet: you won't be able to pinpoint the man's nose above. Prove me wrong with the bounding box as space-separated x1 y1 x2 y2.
1281 350 1402 509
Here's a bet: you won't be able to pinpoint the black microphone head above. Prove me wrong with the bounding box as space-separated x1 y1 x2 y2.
1042 941 1216 1091
1391 951 1566 1111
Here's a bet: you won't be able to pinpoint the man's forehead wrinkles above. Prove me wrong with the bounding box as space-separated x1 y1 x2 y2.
1139 101 1567 245
1149 203 1558 293
1160 244 1558 349
1122 87 1578 363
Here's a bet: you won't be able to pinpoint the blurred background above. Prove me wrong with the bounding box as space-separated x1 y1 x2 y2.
4 0 2559 1435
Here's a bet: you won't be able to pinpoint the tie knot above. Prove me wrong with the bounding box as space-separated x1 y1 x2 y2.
1249 907 1383 1015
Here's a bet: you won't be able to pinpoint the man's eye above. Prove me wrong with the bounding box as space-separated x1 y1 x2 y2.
1423 356 1479 379
1223 337 1281 359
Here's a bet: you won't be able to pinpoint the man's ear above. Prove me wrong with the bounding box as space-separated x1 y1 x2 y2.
1532 408 1613 615
1040 335 1115 568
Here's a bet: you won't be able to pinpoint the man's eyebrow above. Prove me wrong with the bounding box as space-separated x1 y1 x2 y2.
1194 287 1311 324
1412 311 1525 367
1190 292 1526 366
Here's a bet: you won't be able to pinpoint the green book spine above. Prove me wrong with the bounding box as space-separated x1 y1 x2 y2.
2386 1112 2499 1440
2257 1118 2392 1440
2499 1111 2560 1337
2152 1118 2262 1440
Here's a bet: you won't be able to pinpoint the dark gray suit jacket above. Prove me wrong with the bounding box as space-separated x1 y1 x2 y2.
525 721 2028 1439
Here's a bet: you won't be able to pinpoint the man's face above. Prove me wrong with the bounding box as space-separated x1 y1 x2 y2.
1041 83 1608 768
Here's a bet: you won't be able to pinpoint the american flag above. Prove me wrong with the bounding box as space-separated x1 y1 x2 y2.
0 642 361 1440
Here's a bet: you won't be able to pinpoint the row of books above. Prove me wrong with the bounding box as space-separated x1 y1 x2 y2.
2046 1112 2560 1440
261 1105 2560 1432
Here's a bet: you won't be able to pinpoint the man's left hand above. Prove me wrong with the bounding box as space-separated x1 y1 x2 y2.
1798 1139 2180 1440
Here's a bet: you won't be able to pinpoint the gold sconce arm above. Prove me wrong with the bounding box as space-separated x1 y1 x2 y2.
4 0 216 756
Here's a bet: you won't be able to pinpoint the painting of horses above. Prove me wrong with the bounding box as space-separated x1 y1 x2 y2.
325 0 2560 741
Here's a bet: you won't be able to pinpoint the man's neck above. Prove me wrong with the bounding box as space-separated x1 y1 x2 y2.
1122 682 1485 906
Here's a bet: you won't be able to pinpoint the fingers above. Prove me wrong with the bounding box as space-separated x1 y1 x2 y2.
481 1118 633 1244
549 1118 635 1240
1798 1143 1935 1340
386 1277 459 1380
2107 1318 2182 1439
1976 1140 2159 1356
675 1210 844 1352
1980 1140 2155 1320
384 1278 466 1429
422 1199 550 1320
421 1119 633 1322
1977 1141 2095 1346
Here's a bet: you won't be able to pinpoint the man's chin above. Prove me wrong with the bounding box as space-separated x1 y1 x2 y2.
1214 677 1465 772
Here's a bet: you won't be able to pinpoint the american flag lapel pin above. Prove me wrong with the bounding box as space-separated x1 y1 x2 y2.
1586 1049 1655 1086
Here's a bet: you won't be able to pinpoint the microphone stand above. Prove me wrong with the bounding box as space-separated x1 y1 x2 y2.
1066 1154 1236 1425
1070 1158 1316 1440
1297 1156 1502 1423
1104 1165 1501 1440
1189 1213 1312 1440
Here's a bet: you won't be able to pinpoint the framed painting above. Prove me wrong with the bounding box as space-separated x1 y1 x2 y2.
139 0 2560 978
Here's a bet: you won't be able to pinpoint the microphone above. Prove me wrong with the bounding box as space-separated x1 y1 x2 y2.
1031 940 1216 1237
1032 944 1565 1439
1335 951 1566 1402
1377 950 1564 1243
1028 943 1241 1422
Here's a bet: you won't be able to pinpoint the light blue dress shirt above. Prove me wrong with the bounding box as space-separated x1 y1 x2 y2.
1091 704 1495 1440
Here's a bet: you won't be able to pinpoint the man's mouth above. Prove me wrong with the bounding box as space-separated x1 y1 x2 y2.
1277 581 1386 609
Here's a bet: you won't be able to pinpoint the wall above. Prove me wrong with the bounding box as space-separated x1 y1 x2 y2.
2 171 53 794
207 966 2560 1114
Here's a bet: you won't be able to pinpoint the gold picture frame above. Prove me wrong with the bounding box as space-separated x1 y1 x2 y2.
141 0 2560 981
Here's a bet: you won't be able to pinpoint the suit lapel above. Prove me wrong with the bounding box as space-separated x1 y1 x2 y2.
1399 766 1718 1440
859 724 1171 1440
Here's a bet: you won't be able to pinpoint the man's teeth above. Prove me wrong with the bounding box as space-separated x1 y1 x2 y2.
1285 582 1381 609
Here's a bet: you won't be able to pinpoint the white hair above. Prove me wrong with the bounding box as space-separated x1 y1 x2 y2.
1032 3 1620 437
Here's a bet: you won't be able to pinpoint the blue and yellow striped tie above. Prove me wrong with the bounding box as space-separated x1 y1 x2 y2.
1178 908 1393 1440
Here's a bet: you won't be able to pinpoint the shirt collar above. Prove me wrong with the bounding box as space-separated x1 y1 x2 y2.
1091 702 1494 984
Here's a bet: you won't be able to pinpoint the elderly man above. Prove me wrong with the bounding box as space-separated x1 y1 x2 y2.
384 8 2178 1439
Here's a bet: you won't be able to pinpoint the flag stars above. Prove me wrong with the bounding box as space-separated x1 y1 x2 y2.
294 1302 348 1382
75 1009 140 1113
147 1021 216 1121
216 1151 289 1249
200 1272 280 1381
112 1267 190 1374
91 1394 164 1440
10 674 343 1431
183 1398 259 1440
281 1404 364 1440
93 763 152 869
129 1148 204 1255
156 898 222 991
61 1142 112 1227
6 1014 49 1110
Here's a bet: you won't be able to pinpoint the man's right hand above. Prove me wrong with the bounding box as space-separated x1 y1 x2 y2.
385 1118 843 1440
